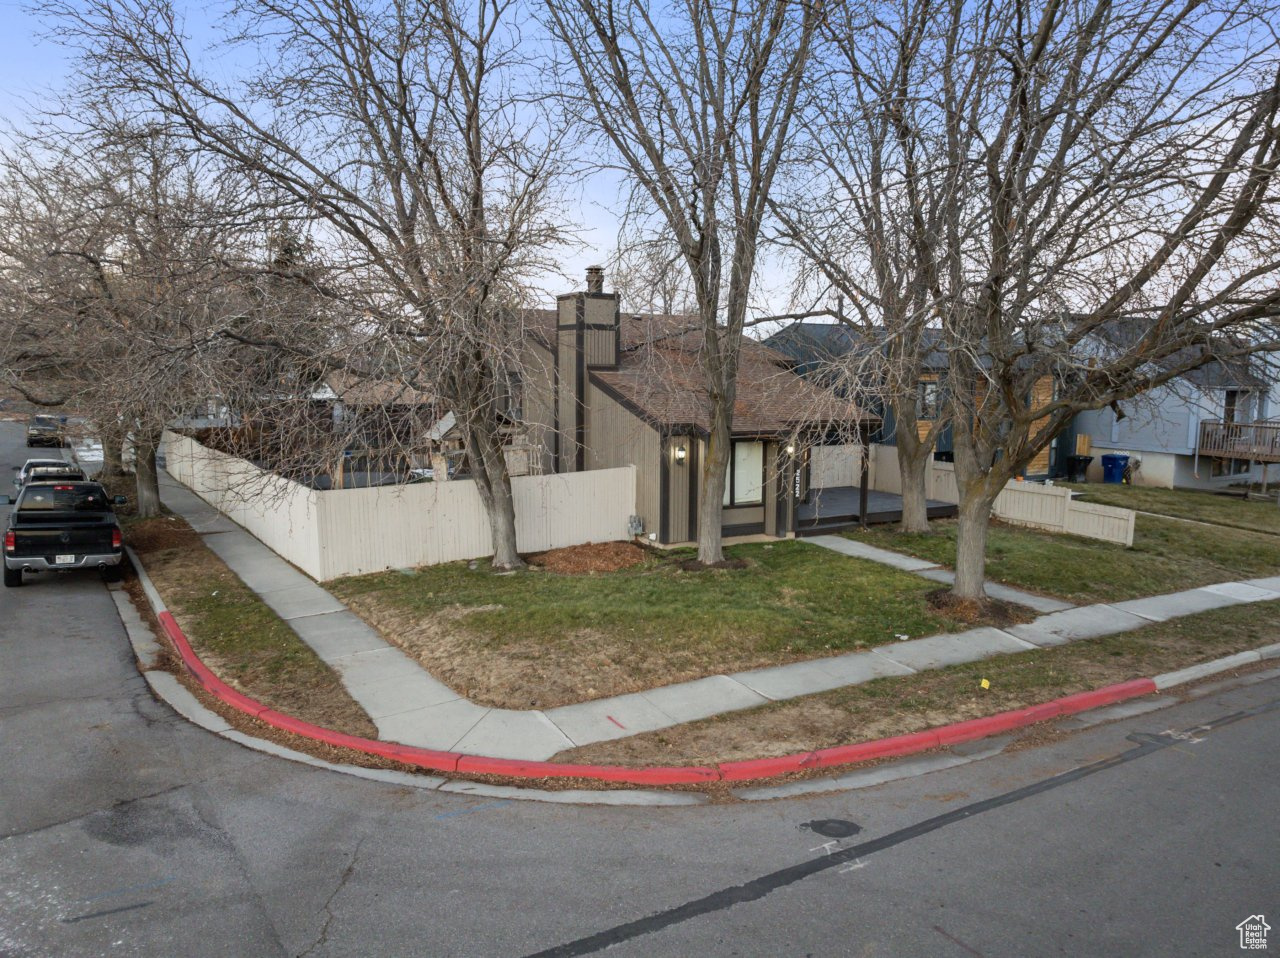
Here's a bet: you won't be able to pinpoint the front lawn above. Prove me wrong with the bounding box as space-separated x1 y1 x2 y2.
556 599 1280 766
845 513 1280 605
329 540 976 710
1066 482 1280 536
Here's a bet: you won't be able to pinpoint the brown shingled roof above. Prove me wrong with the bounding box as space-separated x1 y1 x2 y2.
322 371 436 407
577 315 874 436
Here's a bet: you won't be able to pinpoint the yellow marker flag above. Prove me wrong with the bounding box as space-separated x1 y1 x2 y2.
980 678 990 690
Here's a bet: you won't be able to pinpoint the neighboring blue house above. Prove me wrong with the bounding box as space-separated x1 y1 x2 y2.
1072 359 1278 488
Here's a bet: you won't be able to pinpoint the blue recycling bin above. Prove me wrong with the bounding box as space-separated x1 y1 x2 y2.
1101 453 1129 484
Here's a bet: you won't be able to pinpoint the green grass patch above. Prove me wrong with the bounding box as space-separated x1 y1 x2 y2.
330 540 970 710
558 600 1280 767
1065 482 1280 536
128 517 377 736
844 514 1280 604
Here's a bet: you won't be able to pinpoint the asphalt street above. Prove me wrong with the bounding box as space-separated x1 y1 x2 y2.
1 419 1276 957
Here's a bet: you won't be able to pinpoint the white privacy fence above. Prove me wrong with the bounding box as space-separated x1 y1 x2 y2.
163 432 637 580
810 444 865 489
866 444 1136 547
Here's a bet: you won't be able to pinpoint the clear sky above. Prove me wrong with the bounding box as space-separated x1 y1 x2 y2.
0 1 71 125
0 0 794 317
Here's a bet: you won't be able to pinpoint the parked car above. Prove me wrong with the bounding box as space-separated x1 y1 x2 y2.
2 481 127 587
25 415 67 447
12 458 71 492
21 465 87 488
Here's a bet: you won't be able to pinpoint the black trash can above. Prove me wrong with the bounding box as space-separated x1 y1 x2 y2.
1066 455 1094 483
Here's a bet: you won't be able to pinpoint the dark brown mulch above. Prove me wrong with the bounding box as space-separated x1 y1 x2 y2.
926 588 1034 628
526 540 650 574
125 516 201 553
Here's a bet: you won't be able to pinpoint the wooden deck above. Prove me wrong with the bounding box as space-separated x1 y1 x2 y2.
795 486 958 535
1197 420 1280 464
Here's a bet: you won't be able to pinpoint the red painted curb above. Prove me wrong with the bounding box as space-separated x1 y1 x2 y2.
455 755 720 785
156 605 1160 787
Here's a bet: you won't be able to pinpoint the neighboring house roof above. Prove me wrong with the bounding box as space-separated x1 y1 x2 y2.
528 311 875 435
314 372 435 407
763 322 950 371
1179 357 1269 391
1090 319 1271 391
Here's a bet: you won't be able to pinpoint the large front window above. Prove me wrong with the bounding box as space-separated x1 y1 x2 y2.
723 441 764 506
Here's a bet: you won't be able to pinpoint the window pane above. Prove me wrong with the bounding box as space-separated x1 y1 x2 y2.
733 442 764 505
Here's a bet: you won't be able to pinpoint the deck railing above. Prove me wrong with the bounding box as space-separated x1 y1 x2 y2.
1197 419 1280 464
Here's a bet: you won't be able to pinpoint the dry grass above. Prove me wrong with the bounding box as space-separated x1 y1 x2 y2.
127 516 377 737
331 540 978 710
555 599 1280 766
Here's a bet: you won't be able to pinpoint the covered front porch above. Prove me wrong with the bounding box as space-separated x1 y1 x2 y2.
794 485 958 536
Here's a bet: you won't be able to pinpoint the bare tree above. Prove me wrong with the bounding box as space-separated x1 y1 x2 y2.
607 228 696 317
46 0 570 569
772 0 959 534
544 0 821 564
808 0 1280 600
0 123 258 516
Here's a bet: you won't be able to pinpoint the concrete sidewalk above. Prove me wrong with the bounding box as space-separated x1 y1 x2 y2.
805 535 1075 613
158 475 1280 762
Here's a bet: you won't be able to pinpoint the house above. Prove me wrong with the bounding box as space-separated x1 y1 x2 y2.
1071 357 1279 488
764 322 1063 478
519 269 876 545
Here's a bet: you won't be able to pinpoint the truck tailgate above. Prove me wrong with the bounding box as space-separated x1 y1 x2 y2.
11 518 117 556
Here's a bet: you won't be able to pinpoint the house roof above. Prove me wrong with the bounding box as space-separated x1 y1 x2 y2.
1179 357 1268 390
315 372 436 407
763 322 950 370
559 313 876 436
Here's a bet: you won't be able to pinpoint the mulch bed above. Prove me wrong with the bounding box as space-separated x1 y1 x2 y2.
926 589 1034 628
125 516 201 552
526 541 650 574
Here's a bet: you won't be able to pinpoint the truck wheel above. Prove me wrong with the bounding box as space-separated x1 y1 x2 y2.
3 566 22 588
100 565 122 584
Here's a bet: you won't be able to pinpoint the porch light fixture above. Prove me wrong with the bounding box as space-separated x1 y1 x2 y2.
785 443 796 455
674 443 688 464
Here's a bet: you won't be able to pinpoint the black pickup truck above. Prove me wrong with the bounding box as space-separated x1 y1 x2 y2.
2 481 127 588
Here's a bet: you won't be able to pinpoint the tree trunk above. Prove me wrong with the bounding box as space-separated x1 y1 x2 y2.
95 422 127 481
134 430 164 518
463 417 524 571
697 402 734 565
102 438 125 479
897 439 932 534
951 484 998 600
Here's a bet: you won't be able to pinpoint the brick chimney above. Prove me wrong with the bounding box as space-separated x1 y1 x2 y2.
585 265 605 294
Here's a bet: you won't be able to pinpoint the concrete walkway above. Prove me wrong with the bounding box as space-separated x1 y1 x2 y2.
158 475 1280 762
805 535 1075 613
